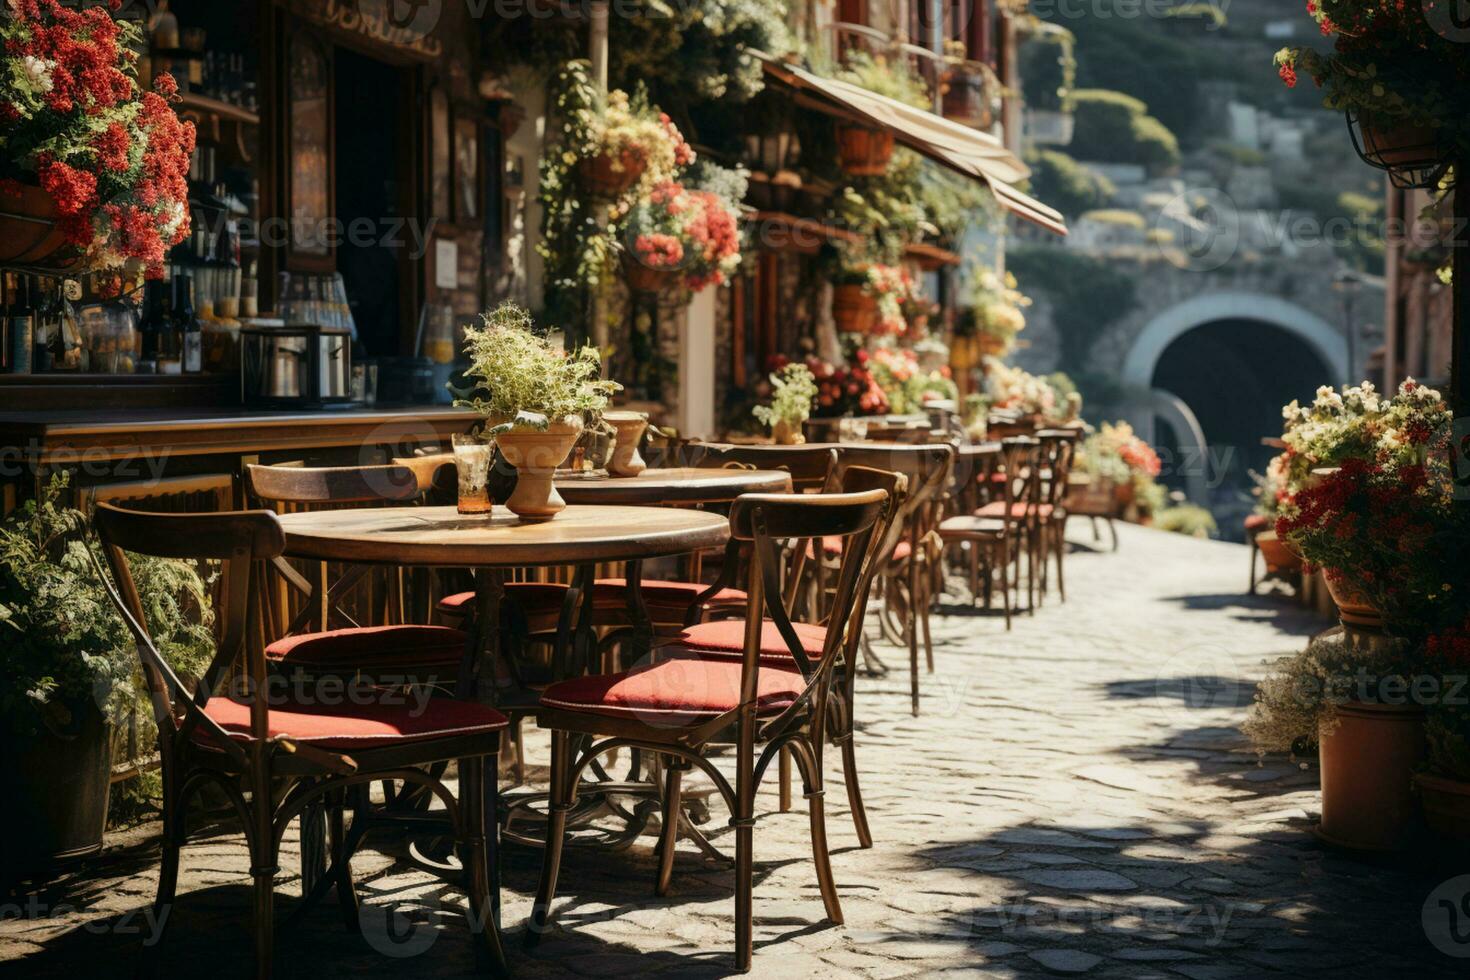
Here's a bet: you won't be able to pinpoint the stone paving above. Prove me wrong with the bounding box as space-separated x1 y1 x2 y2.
4 523 1467 978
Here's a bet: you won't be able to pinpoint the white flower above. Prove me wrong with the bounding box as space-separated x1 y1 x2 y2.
20 55 55 95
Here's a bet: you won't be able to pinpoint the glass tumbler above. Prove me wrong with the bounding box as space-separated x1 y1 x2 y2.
453 434 493 515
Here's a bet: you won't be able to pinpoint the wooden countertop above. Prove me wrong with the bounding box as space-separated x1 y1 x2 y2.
0 406 481 463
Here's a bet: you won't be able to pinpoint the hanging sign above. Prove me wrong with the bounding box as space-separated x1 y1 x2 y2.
286 0 445 61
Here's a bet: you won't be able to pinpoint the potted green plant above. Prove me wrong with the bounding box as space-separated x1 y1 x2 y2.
968 269 1030 357
1273 1 1468 174
1247 630 1427 851
0 1 195 274
455 304 622 520
0 475 213 880
753 362 818 445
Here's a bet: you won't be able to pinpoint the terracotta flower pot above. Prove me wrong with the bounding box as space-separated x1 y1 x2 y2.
835 124 894 176
1357 114 1441 169
496 422 583 521
771 419 805 445
941 67 996 130
832 283 879 334
1416 773 1470 842
974 333 1009 357
580 147 648 198
1113 482 1135 509
0 182 77 268
623 254 679 294
604 411 649 477
1317 701 1425 851
1256 531 1302 574
1323 569 1385 630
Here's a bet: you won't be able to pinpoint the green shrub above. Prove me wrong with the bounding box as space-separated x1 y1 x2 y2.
1154 504 1218 538
1068 89 1180 171
1080 209 1146 229
1024 150 1115 217
1006 247 1137 372
1020 28 1076 112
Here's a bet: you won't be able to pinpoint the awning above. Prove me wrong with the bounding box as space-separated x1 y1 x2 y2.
752 52 1067 237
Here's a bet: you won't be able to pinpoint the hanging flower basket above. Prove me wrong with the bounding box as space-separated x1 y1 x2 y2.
0 182 77 268
832 283 879 334
623 253 678 294
1348 111 1444 176
940 63 998 130
835 124 894 176
581 148 648 198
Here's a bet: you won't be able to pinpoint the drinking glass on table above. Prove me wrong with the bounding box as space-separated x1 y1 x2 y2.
452 433 493 515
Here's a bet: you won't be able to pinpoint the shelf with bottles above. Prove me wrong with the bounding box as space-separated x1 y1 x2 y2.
140 2 260 118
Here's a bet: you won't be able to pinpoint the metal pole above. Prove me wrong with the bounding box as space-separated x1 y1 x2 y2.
589 0 610 357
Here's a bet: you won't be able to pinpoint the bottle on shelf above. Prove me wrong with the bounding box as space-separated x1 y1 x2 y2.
3 273 30 374
149 0 180 50
175 272 202 373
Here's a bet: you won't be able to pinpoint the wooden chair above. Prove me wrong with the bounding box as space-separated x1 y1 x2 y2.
243 464 469 688
972 436 1043 614
822 443 955 715
672 465 908 849
91 503 510 979
1034 429 1079 603
525 483 891 971
939 441 1025 629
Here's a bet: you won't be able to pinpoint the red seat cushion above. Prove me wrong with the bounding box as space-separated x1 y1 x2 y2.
675 618 829 662
593 578 747 609
976 501 1054 521
438 582 572 617
1243 514 1269 533
539 656 804 724
890 539 913 562
198 695 507 750
804 535 847 559
265 625 467 671
939 515 1007 536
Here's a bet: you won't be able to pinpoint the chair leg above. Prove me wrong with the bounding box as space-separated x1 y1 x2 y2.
1248 538 1259 595
248 776 278 980
791 739 843 925
327 791 360 932
1000 538 1013 631
836 702 873 848
968 544 981 607
1054 523 1066 603
655 758 685 897
460 756 510 977
527 730 573 946
778 747 793 813
140 777 182 974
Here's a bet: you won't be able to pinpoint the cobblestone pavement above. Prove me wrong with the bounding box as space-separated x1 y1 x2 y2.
5 523 1467 978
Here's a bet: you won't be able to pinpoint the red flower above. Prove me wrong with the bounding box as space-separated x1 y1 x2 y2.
38 159 98 217
93 121 131 171
1279 63 1297 88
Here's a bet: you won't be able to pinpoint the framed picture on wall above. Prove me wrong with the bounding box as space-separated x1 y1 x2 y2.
454 114 480 224
286 31 334 269
429 86 452 222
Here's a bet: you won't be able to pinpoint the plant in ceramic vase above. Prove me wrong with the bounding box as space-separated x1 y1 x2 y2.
1273 0 1469 168
455 304 621 520
0 0 195 274
753 362 817 444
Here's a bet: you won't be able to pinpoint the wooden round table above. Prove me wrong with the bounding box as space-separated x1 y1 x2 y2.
554 466 791 506
277 503 730 568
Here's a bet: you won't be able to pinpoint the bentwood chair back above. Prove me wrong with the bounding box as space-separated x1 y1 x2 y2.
91 503 509 979
1035 429 1079 602
693 443 839 493
527 483 892 972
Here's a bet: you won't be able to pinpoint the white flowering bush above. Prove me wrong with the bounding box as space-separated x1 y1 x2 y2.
1279 379 1449 496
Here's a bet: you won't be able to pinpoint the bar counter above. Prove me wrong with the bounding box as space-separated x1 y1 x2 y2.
0 405 480 512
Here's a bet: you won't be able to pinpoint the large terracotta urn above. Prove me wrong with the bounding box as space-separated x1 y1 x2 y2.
496 422 583 520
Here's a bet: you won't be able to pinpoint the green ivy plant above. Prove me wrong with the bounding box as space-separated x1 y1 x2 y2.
0 474 214 738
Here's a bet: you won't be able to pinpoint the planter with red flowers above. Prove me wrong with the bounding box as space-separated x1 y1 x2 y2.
831 262 913 337
618 176 744 295
576 88 693 201
1273 0 1468 186
0 1 195 276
